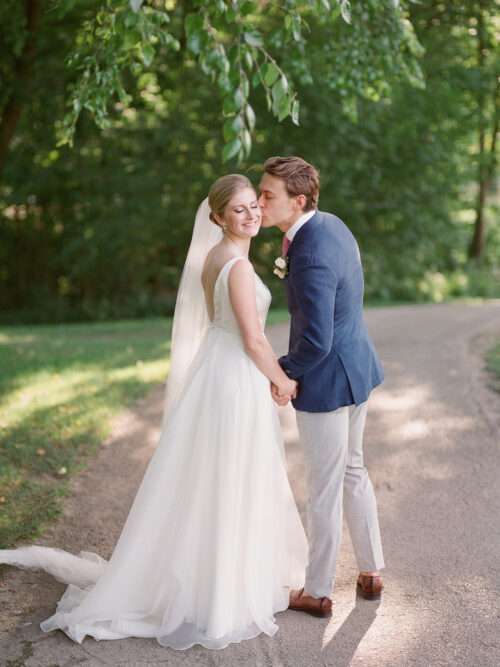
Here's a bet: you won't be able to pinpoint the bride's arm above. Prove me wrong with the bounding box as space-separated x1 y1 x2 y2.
228 259 297 396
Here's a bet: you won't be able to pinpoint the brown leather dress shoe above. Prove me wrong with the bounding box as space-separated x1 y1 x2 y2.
288 587 333 618
357 573 384 600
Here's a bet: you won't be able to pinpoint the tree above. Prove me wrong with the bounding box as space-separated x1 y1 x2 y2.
407 1 499 261
41 0 423 163
4 0 497 323
0 1 42 178
466 1 499 260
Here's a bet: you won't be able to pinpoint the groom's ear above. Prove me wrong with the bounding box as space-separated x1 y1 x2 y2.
295 194 307 212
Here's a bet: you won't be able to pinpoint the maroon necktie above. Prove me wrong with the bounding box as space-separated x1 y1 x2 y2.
281 235 291 256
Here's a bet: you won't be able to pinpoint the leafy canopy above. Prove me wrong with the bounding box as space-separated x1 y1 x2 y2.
54 0 424 161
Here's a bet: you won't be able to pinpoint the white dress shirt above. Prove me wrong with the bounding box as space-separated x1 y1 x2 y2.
285 209 317 243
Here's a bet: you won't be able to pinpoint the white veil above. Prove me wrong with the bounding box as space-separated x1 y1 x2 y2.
162 197 223 428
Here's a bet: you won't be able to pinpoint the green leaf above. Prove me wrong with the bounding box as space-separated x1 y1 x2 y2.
271 76 288 106
234 88 245 110
277 95 291 121
185 15 205 54
263 62 280 87
187 33 201 54
185 14 204 35
245 103 256 131
240 1 256 16
242 129 252 156
291 99 300 125
223 96 238 115
141 44 155 67
124 12 138 28
340 0 351 24
265 88 272 112
223 115 245 142
292 16 302 42
223 138 242 163
130 0 143 12
243 48 253 70
223 118 238 142
218 73 231 94
123 29 142 49
244 31 263 48
241 75 249 98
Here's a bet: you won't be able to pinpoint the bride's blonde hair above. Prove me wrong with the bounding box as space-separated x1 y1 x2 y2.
208 174 253 227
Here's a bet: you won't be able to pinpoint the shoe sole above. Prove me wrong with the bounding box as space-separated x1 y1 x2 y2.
357 582 383 600
288 603 332 618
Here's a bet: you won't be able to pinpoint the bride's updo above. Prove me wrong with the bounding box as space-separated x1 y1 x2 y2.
208 174 253 227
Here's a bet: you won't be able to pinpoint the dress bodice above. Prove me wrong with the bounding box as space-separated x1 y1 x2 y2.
209 256 271 336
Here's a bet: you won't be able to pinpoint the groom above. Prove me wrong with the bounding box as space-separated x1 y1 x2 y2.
259 156 385 617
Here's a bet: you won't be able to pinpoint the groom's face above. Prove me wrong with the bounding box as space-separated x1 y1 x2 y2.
258 174 302 230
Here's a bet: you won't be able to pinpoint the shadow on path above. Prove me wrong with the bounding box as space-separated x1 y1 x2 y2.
323 595 381 667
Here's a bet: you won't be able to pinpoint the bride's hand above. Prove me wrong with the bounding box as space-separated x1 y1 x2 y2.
271 383 288 406
271 379 298 404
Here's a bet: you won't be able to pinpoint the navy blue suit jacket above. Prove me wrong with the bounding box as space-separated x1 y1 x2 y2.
279 210 384 412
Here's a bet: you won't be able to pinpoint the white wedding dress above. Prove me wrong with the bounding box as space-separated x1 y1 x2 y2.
0 255 308 650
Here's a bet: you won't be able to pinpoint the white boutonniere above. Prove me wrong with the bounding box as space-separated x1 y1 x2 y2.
273 255 289 279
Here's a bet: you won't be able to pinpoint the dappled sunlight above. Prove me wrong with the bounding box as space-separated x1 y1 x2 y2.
322 573 500 665
369 385 433 412
321 590 435 665
0 333 37 344
104 385 168 464
0 360 169 432
0 320 173 547
395 414 475 443
397 419 431 440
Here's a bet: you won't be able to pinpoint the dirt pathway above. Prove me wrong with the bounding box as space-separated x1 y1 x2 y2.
1 302 499 667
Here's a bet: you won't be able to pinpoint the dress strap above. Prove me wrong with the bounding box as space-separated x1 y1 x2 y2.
215 256 246 293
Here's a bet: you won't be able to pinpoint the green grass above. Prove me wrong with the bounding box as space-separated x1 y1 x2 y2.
0 310 291 548
0 318 172 548
364 296 491 308
486 340 500 393
265 308 290 326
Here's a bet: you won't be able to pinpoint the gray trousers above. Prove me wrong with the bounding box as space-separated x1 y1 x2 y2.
296 401 385 598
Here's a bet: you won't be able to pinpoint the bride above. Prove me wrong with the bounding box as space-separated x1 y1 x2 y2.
0 174 308 650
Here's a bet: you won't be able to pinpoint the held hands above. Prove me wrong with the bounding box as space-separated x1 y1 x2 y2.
271 378 298 406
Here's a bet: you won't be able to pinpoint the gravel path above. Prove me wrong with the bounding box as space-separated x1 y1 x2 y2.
1 302 499 667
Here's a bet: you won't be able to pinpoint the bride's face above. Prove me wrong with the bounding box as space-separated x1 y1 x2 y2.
221 187 262 239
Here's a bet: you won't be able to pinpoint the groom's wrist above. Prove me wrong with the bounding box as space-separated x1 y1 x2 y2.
278 356 295 378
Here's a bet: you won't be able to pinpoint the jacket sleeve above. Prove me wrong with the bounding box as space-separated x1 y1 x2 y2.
279 255 337 380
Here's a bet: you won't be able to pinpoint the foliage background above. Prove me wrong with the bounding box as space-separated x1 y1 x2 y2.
0 0 498 324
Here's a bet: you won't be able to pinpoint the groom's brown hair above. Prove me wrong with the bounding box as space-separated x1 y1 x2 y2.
263 156 320 211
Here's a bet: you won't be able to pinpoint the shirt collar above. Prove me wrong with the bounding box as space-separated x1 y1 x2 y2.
285 209 317 242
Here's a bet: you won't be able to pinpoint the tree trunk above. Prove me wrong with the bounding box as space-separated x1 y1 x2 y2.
468 81 499 260
0 0 42 180
468 5 498 261
468 4 487 260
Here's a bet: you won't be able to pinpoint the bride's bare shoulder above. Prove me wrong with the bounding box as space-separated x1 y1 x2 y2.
203 246 251 280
